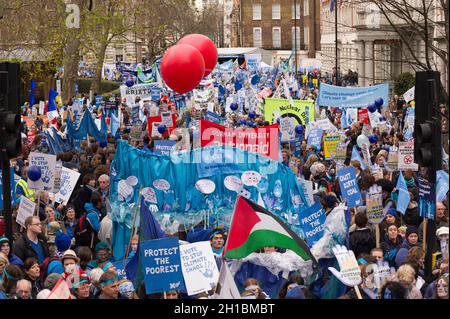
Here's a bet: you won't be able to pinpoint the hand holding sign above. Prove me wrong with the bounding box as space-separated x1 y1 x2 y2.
328 245 362 287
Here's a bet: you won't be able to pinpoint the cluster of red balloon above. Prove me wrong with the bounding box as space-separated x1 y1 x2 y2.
160 34 218 94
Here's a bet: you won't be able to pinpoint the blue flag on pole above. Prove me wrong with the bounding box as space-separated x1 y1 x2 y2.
48 88 58 112
351 146 366 170
396 171 411 215
29 80 37 108
437 170 449 202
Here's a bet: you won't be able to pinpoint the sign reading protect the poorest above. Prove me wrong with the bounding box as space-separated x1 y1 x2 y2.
140 237 184 294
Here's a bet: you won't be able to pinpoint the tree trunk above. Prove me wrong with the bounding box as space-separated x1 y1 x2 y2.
90 41 108 94
62 36 81 103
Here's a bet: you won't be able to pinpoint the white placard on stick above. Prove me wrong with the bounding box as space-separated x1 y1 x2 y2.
29 152 57 192
180 241 220 296
16 197 36 227
54 167 81 205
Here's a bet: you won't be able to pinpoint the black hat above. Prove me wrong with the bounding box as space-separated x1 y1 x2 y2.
406 226 419 238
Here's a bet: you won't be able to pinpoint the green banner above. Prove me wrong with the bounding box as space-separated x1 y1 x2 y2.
264 98 315 126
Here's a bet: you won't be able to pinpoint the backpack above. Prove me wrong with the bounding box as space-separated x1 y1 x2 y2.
40 256 61 281
74 214 98 249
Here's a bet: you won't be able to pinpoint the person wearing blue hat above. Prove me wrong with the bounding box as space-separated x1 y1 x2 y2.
86 241 114 271
0 237 24 267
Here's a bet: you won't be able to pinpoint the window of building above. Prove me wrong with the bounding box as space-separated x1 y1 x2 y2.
115 47 124 62
273 27 281 48
304 26 309 50
253 3 261 20
304 0 309 16
292 27 301 49
292 2 301 19
272 3 281 19
253 27 262 47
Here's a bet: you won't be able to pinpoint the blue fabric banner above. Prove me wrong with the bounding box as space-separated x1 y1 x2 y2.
318 83 389 108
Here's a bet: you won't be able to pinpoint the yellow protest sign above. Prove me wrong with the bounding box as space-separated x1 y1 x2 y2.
323 134 342 160
264 98 315 126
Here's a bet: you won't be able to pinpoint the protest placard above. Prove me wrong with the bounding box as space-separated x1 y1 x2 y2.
279 116 296 142
307 128 323 151
54 167 81 205
16 196 36 227
358 108 369 124
398 140 418 171
335 142 347 163
140 237 184 294
337 167 362 207
154 140 177 156
180 241 220 296
300 203 326 246
29 152 57 191
324 134 341 160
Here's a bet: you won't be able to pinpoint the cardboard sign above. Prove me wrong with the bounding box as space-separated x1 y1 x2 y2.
324 134 342 160
29 152 57 191
387 146 398 171
180 241 220 296
398 140 418 171
154 140 176 156
358 108 369 124
366 186 384 224
337 166 362 208
279 116 296 142
16 196 36 227
418 177 436 220
140 237 185 294
54 167 81 205
300 203 326 246
307 128 323 151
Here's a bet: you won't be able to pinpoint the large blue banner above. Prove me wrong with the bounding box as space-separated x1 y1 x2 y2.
318 83 389 108
337 166 362 208
299 203 326 246
140 237 184 294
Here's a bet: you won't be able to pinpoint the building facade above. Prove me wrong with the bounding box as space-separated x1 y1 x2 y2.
318 0 448 89
231 0 321 58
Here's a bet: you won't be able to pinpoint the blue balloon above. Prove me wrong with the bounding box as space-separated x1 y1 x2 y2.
248 111 256 119
295 125 304 135
99 140 108 148
27 166 42 182
125 79 134 88
158 124 167 134
375 98 384 107
379 116 386 122
369 135 378 144
368 103 377 113
230 103 238 111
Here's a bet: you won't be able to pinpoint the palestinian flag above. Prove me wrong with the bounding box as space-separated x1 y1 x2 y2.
224 196 317 263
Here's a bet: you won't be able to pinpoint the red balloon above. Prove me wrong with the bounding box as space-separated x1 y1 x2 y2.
178 34 218 77
160 44 205 94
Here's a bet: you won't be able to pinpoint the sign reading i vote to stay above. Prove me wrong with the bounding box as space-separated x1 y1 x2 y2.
337 166 362 208
140 237 185 294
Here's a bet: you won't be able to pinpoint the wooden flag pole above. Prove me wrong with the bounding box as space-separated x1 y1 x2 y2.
423 218 428 252
376 224 380 248
123 186 143 271
34 192 41 217
354 285 363 299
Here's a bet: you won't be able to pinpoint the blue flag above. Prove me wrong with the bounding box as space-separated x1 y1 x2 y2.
340 109 348 129
437 170 449 202
330 0 336 11
140 198 166 241
110 111 119 137
396 171 411 215
29 80 37 108
48 88 58 112
351 146 366 170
